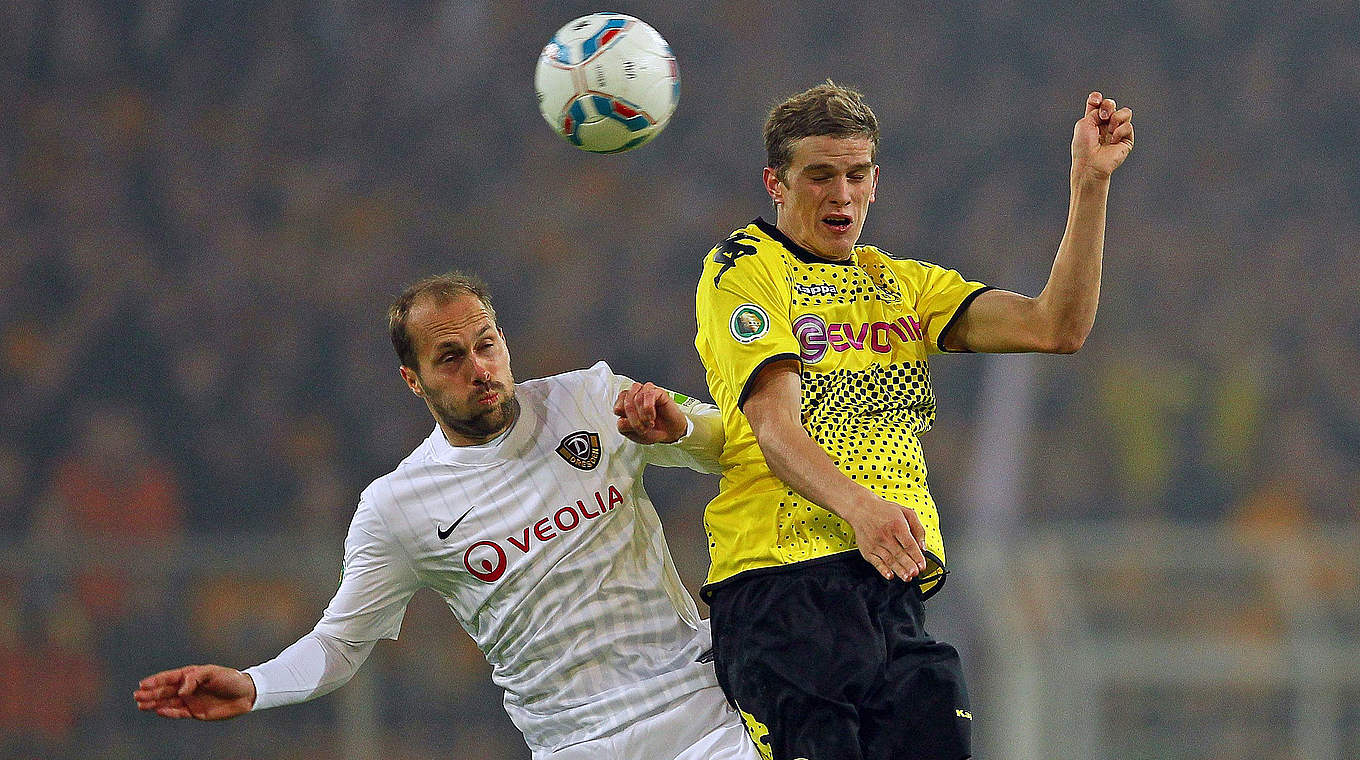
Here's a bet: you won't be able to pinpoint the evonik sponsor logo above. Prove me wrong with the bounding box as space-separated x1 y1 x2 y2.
462 484 626 583
792 313 925 363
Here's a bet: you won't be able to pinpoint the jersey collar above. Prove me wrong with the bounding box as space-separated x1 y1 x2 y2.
753 217 858 266
427 392 540 466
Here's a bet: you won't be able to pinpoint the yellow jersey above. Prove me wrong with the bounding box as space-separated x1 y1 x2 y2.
694 219 990 598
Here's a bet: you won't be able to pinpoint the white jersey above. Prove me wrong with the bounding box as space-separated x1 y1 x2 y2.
250 361 724 753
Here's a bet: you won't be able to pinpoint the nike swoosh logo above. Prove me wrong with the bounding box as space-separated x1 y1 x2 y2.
437 506 476 540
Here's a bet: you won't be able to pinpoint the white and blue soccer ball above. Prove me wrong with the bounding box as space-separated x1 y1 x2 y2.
534 13 679 154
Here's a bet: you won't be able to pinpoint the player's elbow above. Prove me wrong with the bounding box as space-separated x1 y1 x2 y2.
1045 325 1089 354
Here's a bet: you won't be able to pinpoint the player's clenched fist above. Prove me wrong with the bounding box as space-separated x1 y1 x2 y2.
134 664 256 721
1071 90 1134 182
614 381 688 444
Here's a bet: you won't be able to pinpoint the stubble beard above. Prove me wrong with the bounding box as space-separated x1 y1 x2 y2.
435 389 519 443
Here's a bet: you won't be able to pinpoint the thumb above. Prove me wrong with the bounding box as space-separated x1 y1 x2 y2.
178 667 202 697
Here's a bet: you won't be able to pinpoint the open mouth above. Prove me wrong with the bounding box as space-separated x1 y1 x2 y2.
822 214 852 232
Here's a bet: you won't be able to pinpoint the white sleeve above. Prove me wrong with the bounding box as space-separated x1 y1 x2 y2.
244 497 420 709
243 630 377 710
313 497 422 642
645 397 724 473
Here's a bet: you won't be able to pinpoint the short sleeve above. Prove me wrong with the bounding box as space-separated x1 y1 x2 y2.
696 245 800 408
904 260 991 354
313 500 421 642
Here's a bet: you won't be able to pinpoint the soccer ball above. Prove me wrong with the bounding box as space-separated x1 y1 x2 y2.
534 13 679 154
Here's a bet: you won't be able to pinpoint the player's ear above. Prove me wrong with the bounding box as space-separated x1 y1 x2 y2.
869 164 880 203
763 166 784 205
400 365 424 397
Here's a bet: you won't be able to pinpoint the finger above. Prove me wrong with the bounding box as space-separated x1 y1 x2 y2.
178 667 206 697
904 508 928 550
887 548 919 582
863 550 893 580
639 384 664 429
623 388 648 432
613 389 628 416
138 668 186 690
902 509 929 569
1111 120 1134 144
134 684 180 703
1099 97 1115 121
140 690 185 710
1085 91 1102 117
896 517 928 571
155 705 192 719
1108 106 1133 127
638 383 658 427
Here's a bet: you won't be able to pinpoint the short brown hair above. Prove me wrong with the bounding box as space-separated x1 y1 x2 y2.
388 271 497 370
764 80 880 183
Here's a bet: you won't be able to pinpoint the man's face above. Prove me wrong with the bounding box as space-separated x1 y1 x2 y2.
399 293 517 445
765 135 879 261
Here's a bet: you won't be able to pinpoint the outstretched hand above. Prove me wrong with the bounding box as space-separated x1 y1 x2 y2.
1071 90 1134 183
134 664 256 721
614 382 688 444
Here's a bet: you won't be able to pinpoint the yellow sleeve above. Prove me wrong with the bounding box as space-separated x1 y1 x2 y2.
696 239 800 408
899 258 991 355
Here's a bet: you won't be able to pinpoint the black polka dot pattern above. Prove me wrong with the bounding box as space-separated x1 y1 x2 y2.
770 361 944 566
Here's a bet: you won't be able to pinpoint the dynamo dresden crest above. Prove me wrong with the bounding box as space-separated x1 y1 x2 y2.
556 431 602 470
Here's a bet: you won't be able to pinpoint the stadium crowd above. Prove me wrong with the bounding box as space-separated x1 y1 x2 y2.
1 1 1356 758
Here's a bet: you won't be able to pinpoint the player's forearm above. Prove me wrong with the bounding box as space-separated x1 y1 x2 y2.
242 629 376 710
1034 175 1110 352
747 409 877 523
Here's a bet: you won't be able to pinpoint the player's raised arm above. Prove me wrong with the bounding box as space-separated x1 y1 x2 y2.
134 664 256 721
942 91 1134 354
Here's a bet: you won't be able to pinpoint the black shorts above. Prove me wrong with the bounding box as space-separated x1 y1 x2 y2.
707 552 971 760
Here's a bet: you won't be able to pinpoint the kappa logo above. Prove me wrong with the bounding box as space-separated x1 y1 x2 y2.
729 303 770 344
712 232 759 286
793 282 838 297
556 431 601 470
736 705 774 760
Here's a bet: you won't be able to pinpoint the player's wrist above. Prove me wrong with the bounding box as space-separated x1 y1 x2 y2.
1069 165 1113 190
831 487 881 525
667 417 694 444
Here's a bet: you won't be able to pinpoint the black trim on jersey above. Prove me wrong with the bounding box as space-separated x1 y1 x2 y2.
700 549 948 603
737 352 801 410
936 285 996 353
752 218 857 266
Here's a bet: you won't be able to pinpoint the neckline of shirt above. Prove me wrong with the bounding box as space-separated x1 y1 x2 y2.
752 217 859 267
427 391 539 465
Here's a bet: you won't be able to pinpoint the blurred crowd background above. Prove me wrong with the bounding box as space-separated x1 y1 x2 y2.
1 1 1357 758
